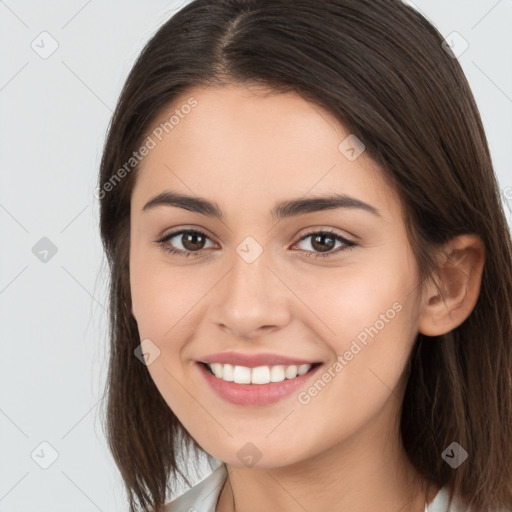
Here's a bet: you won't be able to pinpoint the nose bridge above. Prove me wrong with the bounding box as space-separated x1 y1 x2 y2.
213 236 290 337
227 238 273 303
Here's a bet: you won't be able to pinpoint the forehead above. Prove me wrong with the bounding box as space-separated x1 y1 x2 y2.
131 84 399 220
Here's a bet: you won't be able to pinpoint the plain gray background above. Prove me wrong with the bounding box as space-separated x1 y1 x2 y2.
1 1 511 511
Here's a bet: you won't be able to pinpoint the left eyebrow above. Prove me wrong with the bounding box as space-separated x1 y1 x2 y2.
141 190 382 221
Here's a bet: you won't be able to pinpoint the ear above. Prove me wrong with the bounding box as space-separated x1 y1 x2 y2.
418 234 485 337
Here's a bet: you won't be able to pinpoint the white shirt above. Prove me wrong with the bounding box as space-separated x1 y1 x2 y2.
163 462 473 512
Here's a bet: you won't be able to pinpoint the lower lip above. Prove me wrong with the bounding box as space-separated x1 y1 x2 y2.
196 362 323 406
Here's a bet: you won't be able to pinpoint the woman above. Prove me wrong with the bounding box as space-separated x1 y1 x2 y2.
97 1 512 511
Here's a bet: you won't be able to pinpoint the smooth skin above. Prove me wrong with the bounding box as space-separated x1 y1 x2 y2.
129 83 485 512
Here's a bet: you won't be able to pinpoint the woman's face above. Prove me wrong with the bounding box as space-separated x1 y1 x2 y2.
129 83 425 468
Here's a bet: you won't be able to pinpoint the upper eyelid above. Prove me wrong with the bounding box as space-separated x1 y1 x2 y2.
160 228 218 246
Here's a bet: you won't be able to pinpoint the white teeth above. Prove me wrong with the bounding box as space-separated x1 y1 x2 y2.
297 364 310 376
210 363 227 379
206 362 313 384
233 365 251 384
285 365 298 379
270 365 285 382
251 366 270 384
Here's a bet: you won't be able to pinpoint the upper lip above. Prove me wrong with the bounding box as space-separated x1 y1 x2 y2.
197 352 321 368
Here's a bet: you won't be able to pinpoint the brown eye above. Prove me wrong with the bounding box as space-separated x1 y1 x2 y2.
156 229 215 257
310 233 336 252
294 230 357 258
180 231 207 251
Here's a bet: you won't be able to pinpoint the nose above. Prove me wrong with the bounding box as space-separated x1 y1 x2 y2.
212 248 292 340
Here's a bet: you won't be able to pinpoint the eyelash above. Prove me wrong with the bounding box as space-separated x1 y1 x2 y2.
155 228 357 259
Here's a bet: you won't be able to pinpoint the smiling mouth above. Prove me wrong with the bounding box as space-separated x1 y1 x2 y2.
199 361 322 385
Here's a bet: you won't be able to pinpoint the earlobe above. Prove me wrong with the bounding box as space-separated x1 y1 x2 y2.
418 234 485 337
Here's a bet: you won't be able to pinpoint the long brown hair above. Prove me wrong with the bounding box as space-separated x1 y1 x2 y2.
97 1 512 510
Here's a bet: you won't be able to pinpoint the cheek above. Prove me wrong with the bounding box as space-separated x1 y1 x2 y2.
296 250 419 366
129 258 209 409
130 251 218 359
287 278 419 454
296 251 418 338
296 257 420 415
